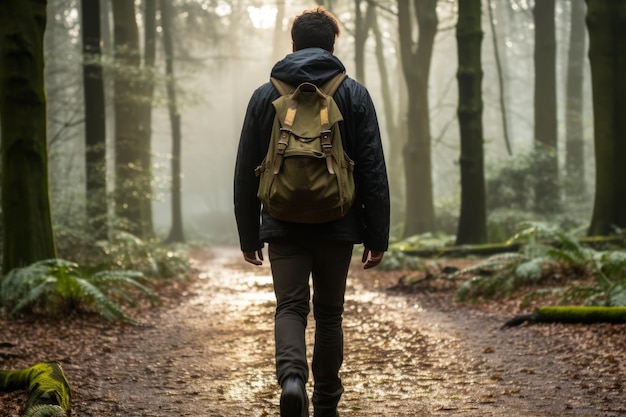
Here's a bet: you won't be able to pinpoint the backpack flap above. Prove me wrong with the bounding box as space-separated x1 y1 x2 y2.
258 76 354 223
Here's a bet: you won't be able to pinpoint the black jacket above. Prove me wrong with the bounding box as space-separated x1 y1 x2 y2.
234 48 390 252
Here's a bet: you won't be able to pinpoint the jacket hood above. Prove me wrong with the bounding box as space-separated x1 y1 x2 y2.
270 47 346 87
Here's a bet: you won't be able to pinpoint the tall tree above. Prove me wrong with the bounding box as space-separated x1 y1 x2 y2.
371 2 402 225
272 0 287 63
161 0 185 243
111 0 144 237
565 0 587 199
533 0 559 213
455 0 487 245
587 1 626 235
398 0 438 236
354 0 375 83
0 0 57 273
487 0 512 156
137 0 157 239
81 0 108 240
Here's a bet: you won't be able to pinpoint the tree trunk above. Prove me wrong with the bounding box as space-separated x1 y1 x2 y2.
455 0 487 245
271 0 287 62
0 361 71 416
0 0 57 274
138 0 157 240
161 0 185 244
353 0 375 84
371 3 402 226
565 0 587 200
81 0 108 241
533 0 560 214
111 0 144 238
587 0 626 235
487 0 512 156
398 0 438 237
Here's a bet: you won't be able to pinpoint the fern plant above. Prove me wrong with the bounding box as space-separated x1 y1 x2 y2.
0 259 158 324
96 231 190 279
455 222 626 306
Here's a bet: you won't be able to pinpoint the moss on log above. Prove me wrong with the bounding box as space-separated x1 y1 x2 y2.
399 235 625 258
503 306 626 328
0 361 71 416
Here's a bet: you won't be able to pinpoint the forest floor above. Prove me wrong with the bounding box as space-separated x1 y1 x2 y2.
1 246 625 417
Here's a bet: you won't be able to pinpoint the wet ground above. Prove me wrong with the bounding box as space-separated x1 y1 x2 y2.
1 246 625 416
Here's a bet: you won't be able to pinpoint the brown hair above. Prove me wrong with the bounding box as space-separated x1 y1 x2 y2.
291 7 340 52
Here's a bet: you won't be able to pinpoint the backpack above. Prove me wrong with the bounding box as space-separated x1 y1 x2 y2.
255 73 355 223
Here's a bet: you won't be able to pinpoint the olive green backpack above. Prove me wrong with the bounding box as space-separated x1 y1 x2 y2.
255 73 355 223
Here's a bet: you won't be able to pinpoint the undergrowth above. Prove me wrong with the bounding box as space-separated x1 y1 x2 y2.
0 230 196 324
0 259 158 324
454 222 626 307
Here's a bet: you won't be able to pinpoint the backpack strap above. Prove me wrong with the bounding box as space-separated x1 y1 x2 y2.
270 77 295 96
320 73 347 96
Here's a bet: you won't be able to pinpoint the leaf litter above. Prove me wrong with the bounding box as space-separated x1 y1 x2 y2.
0 246 624 416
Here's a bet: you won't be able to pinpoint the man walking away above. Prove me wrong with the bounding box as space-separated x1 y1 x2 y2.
234 7 390 417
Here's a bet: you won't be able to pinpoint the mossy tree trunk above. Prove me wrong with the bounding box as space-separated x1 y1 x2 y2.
564 0 587 200
455 0 487 245
161 0 185 244
0 0 57 275
533 0 560 214
111 0 145 238
0 361 71 416
398 0 438 237
81 0 108 241
587 0 626 236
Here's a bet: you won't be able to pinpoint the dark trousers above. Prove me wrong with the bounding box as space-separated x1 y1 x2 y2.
268 238 353 409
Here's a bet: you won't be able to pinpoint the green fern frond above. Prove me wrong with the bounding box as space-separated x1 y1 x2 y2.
22 404 67 417
514 257 549 283
453 252 526 277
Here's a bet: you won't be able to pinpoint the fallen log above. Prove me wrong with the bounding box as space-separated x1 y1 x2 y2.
0 361 71 416
503 306 626 328
399 235 626 258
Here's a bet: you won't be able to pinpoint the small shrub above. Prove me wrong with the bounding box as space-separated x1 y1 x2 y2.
0 259 158 323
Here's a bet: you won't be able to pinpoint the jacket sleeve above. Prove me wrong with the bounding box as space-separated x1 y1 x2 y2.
344 81 390 251
234 87 267 252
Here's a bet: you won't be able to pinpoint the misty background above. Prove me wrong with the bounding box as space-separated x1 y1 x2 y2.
44 0 594 245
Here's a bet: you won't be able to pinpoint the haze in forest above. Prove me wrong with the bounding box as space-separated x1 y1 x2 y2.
42 0 593 244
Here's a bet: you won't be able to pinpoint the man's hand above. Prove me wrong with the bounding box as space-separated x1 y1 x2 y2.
243 249 264 266
361 248 385 270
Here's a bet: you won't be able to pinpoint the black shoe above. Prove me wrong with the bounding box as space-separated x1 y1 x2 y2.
280 376 308 417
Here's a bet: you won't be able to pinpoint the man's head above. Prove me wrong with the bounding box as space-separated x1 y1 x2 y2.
291 7 340 53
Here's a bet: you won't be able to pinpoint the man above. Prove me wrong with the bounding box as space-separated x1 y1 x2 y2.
234 7 390 417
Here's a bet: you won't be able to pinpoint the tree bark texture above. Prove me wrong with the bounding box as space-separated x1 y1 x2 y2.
111 0 145 238
0 0 57 274
533 0 560 214
565 0 587 200
138 0 157 240
81 0 108 240
455 0 487 245
487 0 512 156
398 0 438 237
0 361 71 416
587 0 626 235
371 3 403 226
161 0 185 243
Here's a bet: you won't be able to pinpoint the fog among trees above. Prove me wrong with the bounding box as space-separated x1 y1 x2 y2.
4 0 623 257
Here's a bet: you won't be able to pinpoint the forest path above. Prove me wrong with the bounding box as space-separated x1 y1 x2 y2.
4 246 623 416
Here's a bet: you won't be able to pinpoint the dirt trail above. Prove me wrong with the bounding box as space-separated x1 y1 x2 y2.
2 246 625 416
